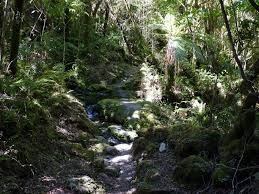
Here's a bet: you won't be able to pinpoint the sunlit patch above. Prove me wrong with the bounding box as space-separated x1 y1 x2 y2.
114 143 133 152
109 154 132 163
89 143 107 153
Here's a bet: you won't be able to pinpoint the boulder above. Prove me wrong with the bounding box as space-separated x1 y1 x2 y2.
175 129 221 158
174 155 212 187
108 125 138 142
159 143 166 153
104 166 121 177
105 146 119 156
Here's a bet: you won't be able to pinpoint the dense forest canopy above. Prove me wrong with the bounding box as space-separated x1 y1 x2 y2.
0 0 259 193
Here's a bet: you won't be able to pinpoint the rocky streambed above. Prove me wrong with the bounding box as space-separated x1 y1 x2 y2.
86 105 138 194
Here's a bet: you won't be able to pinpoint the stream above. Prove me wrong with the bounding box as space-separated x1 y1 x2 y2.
86 105 137 194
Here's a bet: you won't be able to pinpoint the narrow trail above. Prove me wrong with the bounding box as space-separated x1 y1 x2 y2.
87 107 137 194
86 77 139 194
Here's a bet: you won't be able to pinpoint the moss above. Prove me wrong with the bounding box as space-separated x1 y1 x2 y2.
98 99 161 130
108 125 129 142
175 129 221 158
133 137 147 157
93 157 105 171
133 137 157 157
70 143 95 161
212 166 232 187
174 155 212 187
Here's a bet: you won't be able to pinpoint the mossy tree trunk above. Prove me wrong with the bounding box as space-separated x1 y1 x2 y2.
9 0 25 76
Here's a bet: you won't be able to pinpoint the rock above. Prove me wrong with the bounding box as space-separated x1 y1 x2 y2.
175 129 221 158
96 136 106 142
108 125 137 142
107 137 119 146
97 98 159 130
174 155 212 187
104 166 121 177
114 143 132 152
105 146 119 156
126 131 138 141
159 143 166 152
68 175 104 193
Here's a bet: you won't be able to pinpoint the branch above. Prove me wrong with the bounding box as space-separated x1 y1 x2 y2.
248 0 259 13
219 0 247 81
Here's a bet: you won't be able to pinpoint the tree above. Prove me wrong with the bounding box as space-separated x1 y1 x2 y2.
248 0 259 13
219 0 247 81
9 0 25 75
0 0 8 71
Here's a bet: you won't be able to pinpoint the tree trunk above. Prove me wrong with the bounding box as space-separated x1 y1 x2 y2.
9 0 25 75
248 0 259 13
219 0 247 81
103 2 110 36
0 0 7 71
0 1 4 70
92 0 103 17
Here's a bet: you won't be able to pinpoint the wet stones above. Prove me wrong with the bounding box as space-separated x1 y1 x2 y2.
105 146 120 156
67 175 104 193
104 166 121 177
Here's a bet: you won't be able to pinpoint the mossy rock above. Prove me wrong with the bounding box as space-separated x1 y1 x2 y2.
70 143 95 161
97 99 130 124
133 137 147 157
97 99 160 129
212 166 232 188
175 129 221 158
133 137 157 157
138 127 170 142
174 155 212 187
78 132 92 147
108 125 138 142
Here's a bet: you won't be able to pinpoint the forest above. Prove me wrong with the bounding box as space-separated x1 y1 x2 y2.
0 0 259 193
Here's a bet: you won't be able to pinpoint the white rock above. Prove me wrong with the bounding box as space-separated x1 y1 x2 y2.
159 142 166 152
